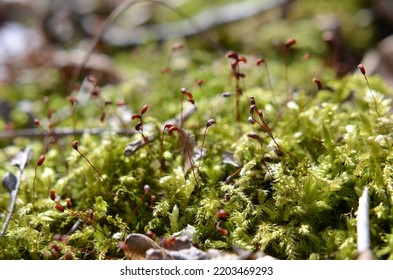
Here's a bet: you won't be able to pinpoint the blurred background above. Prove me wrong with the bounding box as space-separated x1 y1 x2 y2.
1 0 393 124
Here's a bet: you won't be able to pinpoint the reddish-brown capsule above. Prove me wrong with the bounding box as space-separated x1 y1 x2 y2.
249 104 256 114
285 38 297 49
100 112 106 122
238 55 247 63
216 209 230 219
256 58 265 66
66 197 72 209
248 116 256 125
247 133 261 140
312 77 322 91
72 140 79 150
135 122 143 132
186 93 194 102
164 123 174 130
236 72 246 79
168 126 178 136
37 155 46 166
231 60 238 70
216 221 229 236
149 195 156 208
218 228 229 236
358 64 366 75
91 87 100 97
50 189 56 201
206 119 216 128
55 204 65 212
131 114 141 120
34 118 41 126
88 209 94 222
197 79 205 86
226 51 239 60
161 236 176 249
141 104 149 115
51 244 59 257
65 252 73 260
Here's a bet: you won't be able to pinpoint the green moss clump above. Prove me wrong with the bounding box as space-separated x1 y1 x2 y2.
1 31 393 260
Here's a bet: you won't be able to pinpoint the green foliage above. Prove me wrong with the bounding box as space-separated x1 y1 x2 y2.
2 26 393 260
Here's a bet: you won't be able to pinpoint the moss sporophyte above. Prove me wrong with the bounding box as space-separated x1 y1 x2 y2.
2 35 393 260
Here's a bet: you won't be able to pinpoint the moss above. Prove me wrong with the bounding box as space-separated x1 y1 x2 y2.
2 21 393 260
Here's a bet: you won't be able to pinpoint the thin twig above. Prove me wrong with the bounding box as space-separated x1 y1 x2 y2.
87 0 290 47
0 146 32 240
70 0 291 87
69 0 216 88
0 128 134 140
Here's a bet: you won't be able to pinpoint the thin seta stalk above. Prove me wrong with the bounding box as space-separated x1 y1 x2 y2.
256 57 277 110
225 166 242 185
200 121 212 151
131 104 155 157
248 96 298 162
32 154 46 211
180 87 200 128
300 77 323 110
226 51 247 123
160 123 173 177
122 184 151 239
358 64 391 149
196 118 215 182
160 124 199 187
72 140 113 195
247 132 273 179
